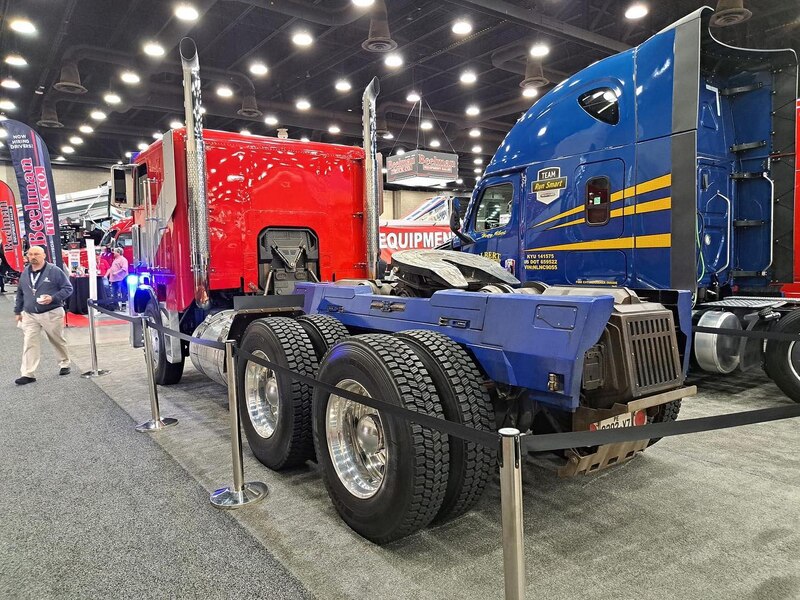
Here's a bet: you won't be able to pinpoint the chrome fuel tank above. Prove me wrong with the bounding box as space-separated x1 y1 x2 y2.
189 310 235 387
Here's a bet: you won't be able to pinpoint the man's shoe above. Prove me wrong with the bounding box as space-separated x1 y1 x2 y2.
59 367 71 376
15 376 36 385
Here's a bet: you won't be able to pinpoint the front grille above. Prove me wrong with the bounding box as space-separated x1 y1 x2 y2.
627 314 681 394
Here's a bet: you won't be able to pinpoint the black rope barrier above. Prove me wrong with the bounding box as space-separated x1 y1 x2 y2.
86 301 800 452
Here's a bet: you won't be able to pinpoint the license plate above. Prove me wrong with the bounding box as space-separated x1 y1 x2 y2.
589 410 647 431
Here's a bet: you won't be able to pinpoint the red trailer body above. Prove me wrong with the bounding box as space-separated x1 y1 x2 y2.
125 129 368 314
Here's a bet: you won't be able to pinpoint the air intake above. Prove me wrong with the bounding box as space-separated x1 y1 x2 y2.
520 57 549 89
361 2 396 53
237 94 262 117
53 62 87 94
37 103 64 128
710 0 752 27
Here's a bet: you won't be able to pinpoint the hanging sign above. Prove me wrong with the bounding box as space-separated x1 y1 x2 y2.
386 149 459 187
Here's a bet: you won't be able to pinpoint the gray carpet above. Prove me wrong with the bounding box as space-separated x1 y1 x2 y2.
0 289 310 600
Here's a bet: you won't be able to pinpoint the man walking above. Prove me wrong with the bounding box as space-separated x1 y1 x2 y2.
14 246 73 385
105 247 129 308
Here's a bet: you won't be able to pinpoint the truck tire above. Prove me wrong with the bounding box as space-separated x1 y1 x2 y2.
764 310 800 403
646 400 681 447
395 330 494 523
237 317 318 470
312 334 449 543
144 302 184 385
296 314 349 361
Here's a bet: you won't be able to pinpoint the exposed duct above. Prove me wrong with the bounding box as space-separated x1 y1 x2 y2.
520 57 549 89
180 38 211 311
36 100 63 128
710 0 752 27
52 61 87 94
362 0 397 53
237 93 261 118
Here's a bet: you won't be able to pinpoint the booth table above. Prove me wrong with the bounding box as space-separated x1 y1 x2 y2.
67 276 110 314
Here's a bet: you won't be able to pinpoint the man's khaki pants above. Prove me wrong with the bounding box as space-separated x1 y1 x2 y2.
20 308 70 377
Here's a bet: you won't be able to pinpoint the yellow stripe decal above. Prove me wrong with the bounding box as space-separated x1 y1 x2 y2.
525 233 671 252
531 173 671 228
545 196 671 231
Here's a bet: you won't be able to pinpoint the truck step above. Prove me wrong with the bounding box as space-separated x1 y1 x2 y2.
730 171 764 180
703 296 796 309
729 141 766 153
733 219 767 227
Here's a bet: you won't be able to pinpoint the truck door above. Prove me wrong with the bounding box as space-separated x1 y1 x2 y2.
697 160 732 285
462 173 521 275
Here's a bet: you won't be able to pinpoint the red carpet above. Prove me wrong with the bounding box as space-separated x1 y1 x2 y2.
65 313 129 327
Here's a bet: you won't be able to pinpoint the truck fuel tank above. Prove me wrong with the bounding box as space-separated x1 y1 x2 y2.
189 310 235 387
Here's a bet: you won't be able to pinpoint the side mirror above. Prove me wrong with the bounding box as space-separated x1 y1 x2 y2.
448 197 476 245
111 165 135 207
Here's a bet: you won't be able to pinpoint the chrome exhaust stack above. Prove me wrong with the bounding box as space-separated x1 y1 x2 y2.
179 37 211 309
362 77 381 279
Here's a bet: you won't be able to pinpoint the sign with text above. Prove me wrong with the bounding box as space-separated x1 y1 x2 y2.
4 119 63 266
386 149 458 186
0 180 24 272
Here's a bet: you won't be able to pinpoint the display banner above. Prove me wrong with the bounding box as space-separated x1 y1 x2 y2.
0 180 24 271
4 119 63 266
379 223 452 263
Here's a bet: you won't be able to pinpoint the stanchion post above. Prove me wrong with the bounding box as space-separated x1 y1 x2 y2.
210 339 268 509
499 427 525 600
80 303 110 378
135 315 178 432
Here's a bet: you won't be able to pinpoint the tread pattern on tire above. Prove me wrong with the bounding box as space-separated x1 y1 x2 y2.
647 399 681 447
296 314 349 360
251 316 319 468
146 302 184 385
315 333 450 543
396 329 495 522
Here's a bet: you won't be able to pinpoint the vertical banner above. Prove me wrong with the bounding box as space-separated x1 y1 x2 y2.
4 119 63 266
0 180 24 271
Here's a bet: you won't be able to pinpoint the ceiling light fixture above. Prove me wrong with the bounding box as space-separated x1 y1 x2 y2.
264 115 278 125
529 43 550 58
420 120 433 130
55 155 65 161
249 62 268 76
292 31 314 47
216 85 233 98
124 151 132 158
69 136 83 145
103 92 121 104
240 129 251 136
352 0 375 6
4 54 27 67
466 105 480 116
384 53 403 68
460 70 477 84
9 19 36 35
471 145 482 153
395 148 405 155
473 168 482 174
522 87 538 98
474 158 483 165
78 125 93 134
328 125 341 134
0 129 6 138
153 132 163 140
429 139 440 148
382 132 394 140
143 41 165 57
169 119 183 129
61 145 74 154
174 4 200 21
455 178 463 184
137 142 149 151
406 91 421 103
625 3 648 19
0 99 16 110
300 136 310 142
469 128 480 137
295 99 310 111
335 79 352 92
1 77 20 89
120 70 140 84
451 19 472 35
90 110 107 120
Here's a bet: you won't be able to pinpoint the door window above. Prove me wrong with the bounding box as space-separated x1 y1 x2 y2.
473 184 514 231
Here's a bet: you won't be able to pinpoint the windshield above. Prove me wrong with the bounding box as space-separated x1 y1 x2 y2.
100 229 117 247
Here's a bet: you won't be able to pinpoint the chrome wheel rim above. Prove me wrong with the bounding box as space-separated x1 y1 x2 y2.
326 379 387 499
244 350 279 439
788 341 800 382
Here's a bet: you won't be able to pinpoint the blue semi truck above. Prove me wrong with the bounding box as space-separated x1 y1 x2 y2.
185 7 794 543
